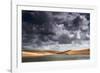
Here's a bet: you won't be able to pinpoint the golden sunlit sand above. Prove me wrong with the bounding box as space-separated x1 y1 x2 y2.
22 49 90 58
66 49 90 55
22 51 55 58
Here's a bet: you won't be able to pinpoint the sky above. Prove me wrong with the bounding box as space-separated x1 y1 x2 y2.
22 10 90 50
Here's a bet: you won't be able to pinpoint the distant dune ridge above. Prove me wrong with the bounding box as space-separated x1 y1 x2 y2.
22 48 90 58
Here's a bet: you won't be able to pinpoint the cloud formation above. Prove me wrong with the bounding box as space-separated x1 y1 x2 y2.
22 10 90 50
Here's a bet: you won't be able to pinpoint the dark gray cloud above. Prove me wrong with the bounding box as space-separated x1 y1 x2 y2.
22 10 90 50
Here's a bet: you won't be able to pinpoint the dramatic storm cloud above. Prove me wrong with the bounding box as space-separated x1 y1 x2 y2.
22 10 90 50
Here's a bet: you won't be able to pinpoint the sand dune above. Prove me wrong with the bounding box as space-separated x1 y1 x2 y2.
22 51 55 58
66 49 90 55
22 49 90 58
